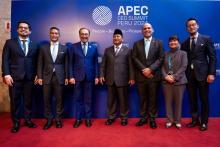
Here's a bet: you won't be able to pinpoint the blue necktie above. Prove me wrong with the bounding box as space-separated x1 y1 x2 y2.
22 40 27 55
82 43 87 56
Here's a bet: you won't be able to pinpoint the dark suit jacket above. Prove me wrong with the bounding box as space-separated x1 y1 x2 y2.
69 42 99 82
162 49 188 85
132 38 164 82
37 43 68 85
100 45 134 87
2 38 38 81
181 34 216 81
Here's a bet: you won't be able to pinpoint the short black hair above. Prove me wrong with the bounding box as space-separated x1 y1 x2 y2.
17 20 31 30
50 26 60 32
79 28 90 35
168 35 179 42
186 17 198 26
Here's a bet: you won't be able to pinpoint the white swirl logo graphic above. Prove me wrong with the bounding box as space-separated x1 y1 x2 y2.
92 6 112 26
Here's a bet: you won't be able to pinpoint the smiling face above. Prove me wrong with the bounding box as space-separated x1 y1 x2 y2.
113 34 123 46
187 19 199 36
169 39 179 50
50 28 60 42
142 23 154 39
17 22 31 39
79 28 90 43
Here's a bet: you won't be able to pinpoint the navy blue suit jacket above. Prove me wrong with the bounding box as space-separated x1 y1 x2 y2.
181 34 216 81
68 42 99 82
2 38 38 81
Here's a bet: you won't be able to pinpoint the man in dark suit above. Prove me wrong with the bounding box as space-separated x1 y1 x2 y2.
181 18 216 131
2 21 38 133
69 28 99 128
132 23 164 129
37 27 68 130
100 29 135 126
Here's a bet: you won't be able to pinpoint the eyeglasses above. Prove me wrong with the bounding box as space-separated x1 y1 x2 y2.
18 27 29 30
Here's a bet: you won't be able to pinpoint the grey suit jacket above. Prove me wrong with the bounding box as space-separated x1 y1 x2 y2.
37 42 68 85
162 49 188 85
100 45 134 86
132 38 164 82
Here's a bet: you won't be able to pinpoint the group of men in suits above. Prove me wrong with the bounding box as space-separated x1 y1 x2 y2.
1 17 216 133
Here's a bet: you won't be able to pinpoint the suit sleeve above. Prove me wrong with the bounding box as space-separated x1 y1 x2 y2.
149 40 164 72
68 46 74 78
94 47 99 78
206 37 216 75
37 46 44 79
128 49 135 80
2 40 11 76
100 49 107 77
173 51 188 81
64 47 69 79
132 42 146 71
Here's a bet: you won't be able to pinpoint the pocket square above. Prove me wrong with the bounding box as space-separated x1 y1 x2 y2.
59 51 65 54
200 44 204 46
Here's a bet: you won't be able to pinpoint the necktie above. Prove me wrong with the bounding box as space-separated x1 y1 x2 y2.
52 44 57 62
115 46 120 55
22 40 27 55
145 39 150 58
82 43 87 56
191 37 196 50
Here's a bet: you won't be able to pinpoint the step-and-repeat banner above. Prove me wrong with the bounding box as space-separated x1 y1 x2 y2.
11 0 220 118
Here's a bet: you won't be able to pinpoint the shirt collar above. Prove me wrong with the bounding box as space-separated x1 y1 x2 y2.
51 41 59 45
81 42 88 46
190 32 199 39
19 37 29 42
144 36 152 42
114 44 122 49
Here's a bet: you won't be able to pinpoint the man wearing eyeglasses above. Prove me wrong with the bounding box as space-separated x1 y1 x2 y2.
2 21 38 133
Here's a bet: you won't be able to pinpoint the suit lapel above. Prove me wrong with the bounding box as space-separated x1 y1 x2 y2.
147 38 156 58
16 38 25 56
47 43 54 62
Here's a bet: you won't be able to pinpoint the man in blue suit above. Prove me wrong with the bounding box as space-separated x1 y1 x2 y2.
69 28 99 128
1 21 38 133
181 18 216 131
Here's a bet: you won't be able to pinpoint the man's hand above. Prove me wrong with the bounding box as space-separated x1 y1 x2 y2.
95 78 99 85
99 77 105 85
38 79 43 85
207 75 215 83
69 78 76 84
142 68 152 77
128 80 135 86
4 75 13 86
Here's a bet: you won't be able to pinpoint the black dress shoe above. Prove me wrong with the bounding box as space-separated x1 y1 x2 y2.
199 124 208 131
43 120 53 130
11 123 20 133
121 119 128 126
135 118 147 126
55 120 62 128
150 120 157 129
85 119 92 127
73 120 81 128
105 118 115 125
24 120 37 128
186 120 200 128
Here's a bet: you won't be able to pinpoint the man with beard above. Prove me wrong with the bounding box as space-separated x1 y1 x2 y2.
2 21 38 133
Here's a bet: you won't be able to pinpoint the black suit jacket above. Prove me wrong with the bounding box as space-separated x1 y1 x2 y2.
100 45 134 86
37 42 68 85
2 38 38 80
132 38 164 82
181 34 216 81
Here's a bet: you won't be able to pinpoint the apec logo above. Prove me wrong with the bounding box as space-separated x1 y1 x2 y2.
92 6 112 26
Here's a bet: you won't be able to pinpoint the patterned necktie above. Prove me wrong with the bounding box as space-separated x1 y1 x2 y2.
22 40 27 55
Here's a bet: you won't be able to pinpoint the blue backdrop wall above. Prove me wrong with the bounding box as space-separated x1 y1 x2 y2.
11 0 220 118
